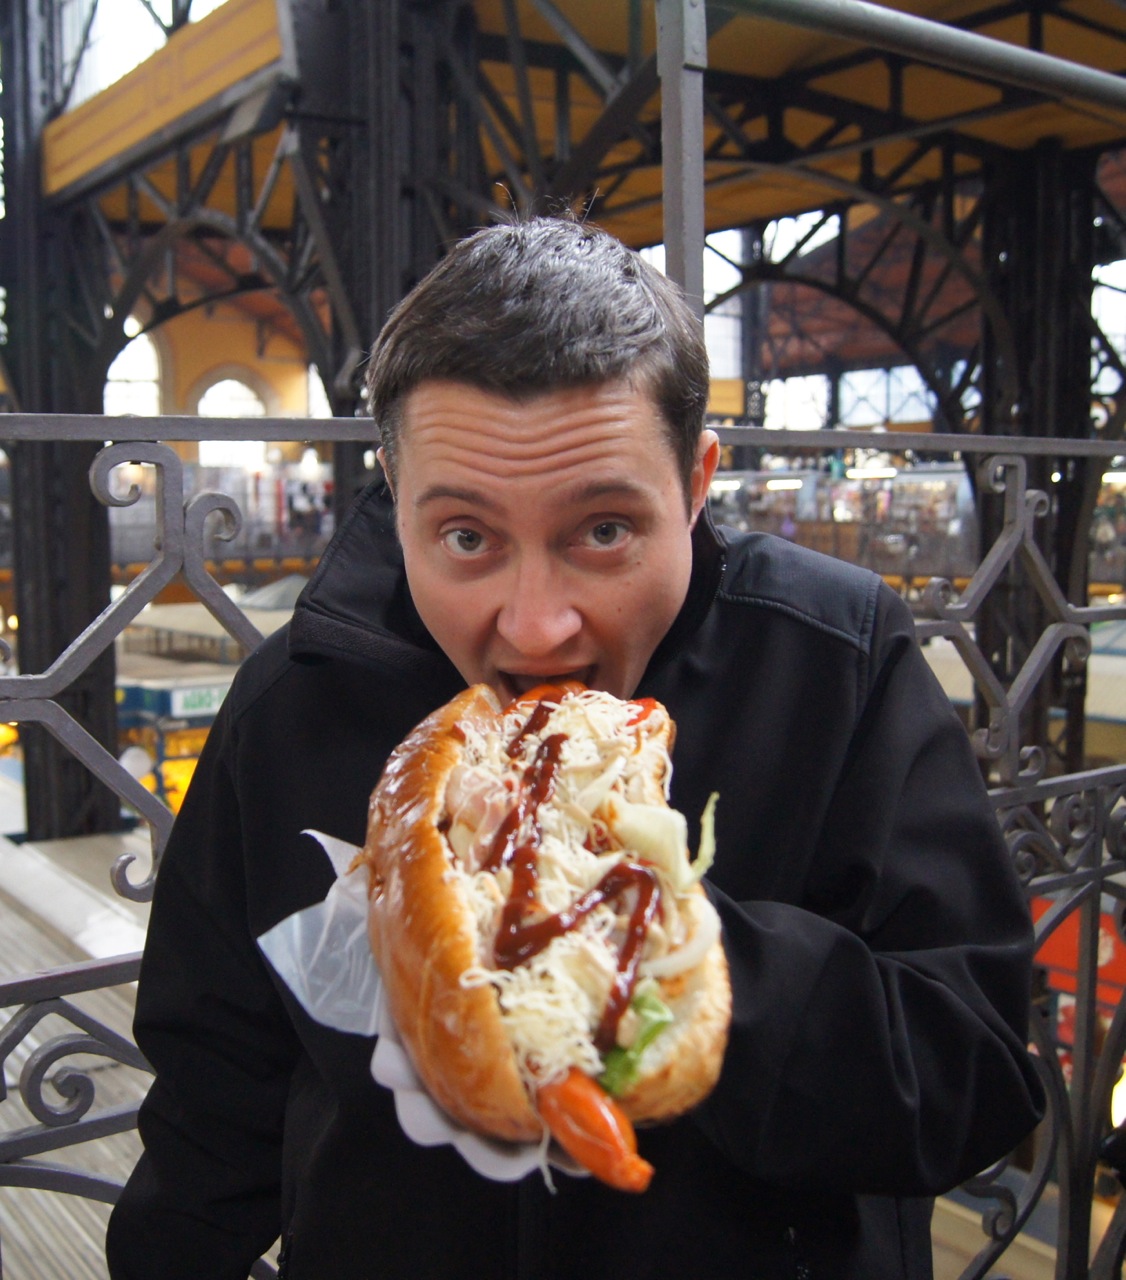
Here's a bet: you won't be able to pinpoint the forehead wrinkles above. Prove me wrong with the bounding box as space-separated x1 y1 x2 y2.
404 405 646 483
412 430 628 483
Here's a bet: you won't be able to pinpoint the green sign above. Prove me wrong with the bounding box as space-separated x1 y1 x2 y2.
170 684 231 719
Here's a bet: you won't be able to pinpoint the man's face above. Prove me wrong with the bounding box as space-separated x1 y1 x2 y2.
387 379 719 704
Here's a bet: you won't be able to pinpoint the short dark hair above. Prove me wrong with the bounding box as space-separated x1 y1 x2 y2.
365 217 710 497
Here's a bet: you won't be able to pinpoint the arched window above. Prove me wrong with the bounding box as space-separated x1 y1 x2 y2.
197 377 267 470
104 327 160 416
307 365 332 417
197 377 265 418
1094 259 1126 384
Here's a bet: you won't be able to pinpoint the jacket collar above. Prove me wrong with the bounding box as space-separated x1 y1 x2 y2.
289 481 460 683
644 503 726 678
289 479 726 682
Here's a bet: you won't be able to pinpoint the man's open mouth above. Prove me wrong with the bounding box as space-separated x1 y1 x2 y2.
497 669 594 702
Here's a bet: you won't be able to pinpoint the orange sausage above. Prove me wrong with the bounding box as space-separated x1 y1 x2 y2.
537 1067 654 1193
506 680 587 711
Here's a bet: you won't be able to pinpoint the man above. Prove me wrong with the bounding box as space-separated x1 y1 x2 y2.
107 217 1044 1279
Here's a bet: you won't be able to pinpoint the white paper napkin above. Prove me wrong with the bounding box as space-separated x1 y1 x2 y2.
256 829 583 1183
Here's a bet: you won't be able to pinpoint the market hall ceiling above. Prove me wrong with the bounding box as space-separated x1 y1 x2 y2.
478 0 1126 243
42 0 1126 235
33 0 1126 388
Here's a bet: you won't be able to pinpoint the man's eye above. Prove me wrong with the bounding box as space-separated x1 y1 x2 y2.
587 521 628 547
441 528 487 555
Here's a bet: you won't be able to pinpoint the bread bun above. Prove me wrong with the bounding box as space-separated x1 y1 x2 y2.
361 683 731 1167
364 685 540 1140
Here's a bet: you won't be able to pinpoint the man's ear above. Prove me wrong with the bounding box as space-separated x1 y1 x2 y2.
376 447 395 502
688 430 721 529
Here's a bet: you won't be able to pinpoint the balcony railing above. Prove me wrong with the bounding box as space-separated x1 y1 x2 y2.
2 416 1126 1279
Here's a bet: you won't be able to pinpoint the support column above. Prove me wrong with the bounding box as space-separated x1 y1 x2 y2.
657 0 707 317
332 0 404 512
980 141 1098 778
735 225 768 468
0 3 120 838
321 0 454 515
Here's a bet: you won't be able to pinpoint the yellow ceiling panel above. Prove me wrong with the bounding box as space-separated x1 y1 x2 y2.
973 12 1032 48
960 100 1126 150
784 106 845 150
1067 0 1126 32
901 65 1005 120
42 0 288 199
702 169 856 227
46 0 1126 251
708 14 845 78
1043 12 1126 73
474 0 659 59
477 0 1124 234
807 63 895 114
483 59 592 106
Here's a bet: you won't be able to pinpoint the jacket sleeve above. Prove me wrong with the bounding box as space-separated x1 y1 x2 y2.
693 588 1045 1196
106 698 299 1279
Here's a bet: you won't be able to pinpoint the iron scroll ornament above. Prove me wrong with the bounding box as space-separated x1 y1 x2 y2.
0 441 264 901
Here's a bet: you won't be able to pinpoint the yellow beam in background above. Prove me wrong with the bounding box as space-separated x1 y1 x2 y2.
707 378 745 419
42 0 288 199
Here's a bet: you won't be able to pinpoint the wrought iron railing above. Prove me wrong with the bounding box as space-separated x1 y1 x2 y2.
0 416 374 1280
2 417 1126 1278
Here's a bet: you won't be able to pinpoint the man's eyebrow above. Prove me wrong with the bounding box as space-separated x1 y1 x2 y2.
563 478 655 504
414 478 652 508
414 484 501 511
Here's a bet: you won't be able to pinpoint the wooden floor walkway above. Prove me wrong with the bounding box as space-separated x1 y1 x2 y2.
0 886 146 1280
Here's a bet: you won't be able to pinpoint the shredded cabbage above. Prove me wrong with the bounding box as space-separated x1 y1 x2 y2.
603 797 691 888
694 791 720 882
603 790 720 892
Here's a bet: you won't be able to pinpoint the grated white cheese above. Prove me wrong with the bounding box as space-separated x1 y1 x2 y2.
462 931 612 1086
444 689 700 1092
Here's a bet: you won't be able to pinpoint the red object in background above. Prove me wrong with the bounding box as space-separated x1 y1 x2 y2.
1032 896 1126 1013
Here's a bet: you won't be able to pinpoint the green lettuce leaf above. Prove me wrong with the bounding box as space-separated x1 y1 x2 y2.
599 988 674 1096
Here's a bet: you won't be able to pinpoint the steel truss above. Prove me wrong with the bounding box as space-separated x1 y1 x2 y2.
21 1 1126 448
84 125 361 405
22 3 474 418
427 3 1125 447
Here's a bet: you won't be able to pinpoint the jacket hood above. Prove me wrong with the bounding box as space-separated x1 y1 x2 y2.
289 481 457 681
289 478 727 684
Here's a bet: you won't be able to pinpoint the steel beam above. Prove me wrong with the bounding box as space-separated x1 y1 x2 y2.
657 0 708 316
723 0 1126 115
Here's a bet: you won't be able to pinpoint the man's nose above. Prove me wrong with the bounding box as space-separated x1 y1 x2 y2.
495 556 582 656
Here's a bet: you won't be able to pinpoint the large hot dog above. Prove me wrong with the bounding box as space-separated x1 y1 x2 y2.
360 682 731 1191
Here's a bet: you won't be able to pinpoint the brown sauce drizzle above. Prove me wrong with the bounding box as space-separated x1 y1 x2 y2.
496 860 659 1051
483 697 662 1048
506 700 554 758
481 731 565 873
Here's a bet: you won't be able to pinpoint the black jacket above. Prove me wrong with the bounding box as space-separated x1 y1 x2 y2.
107 481 1045 1280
